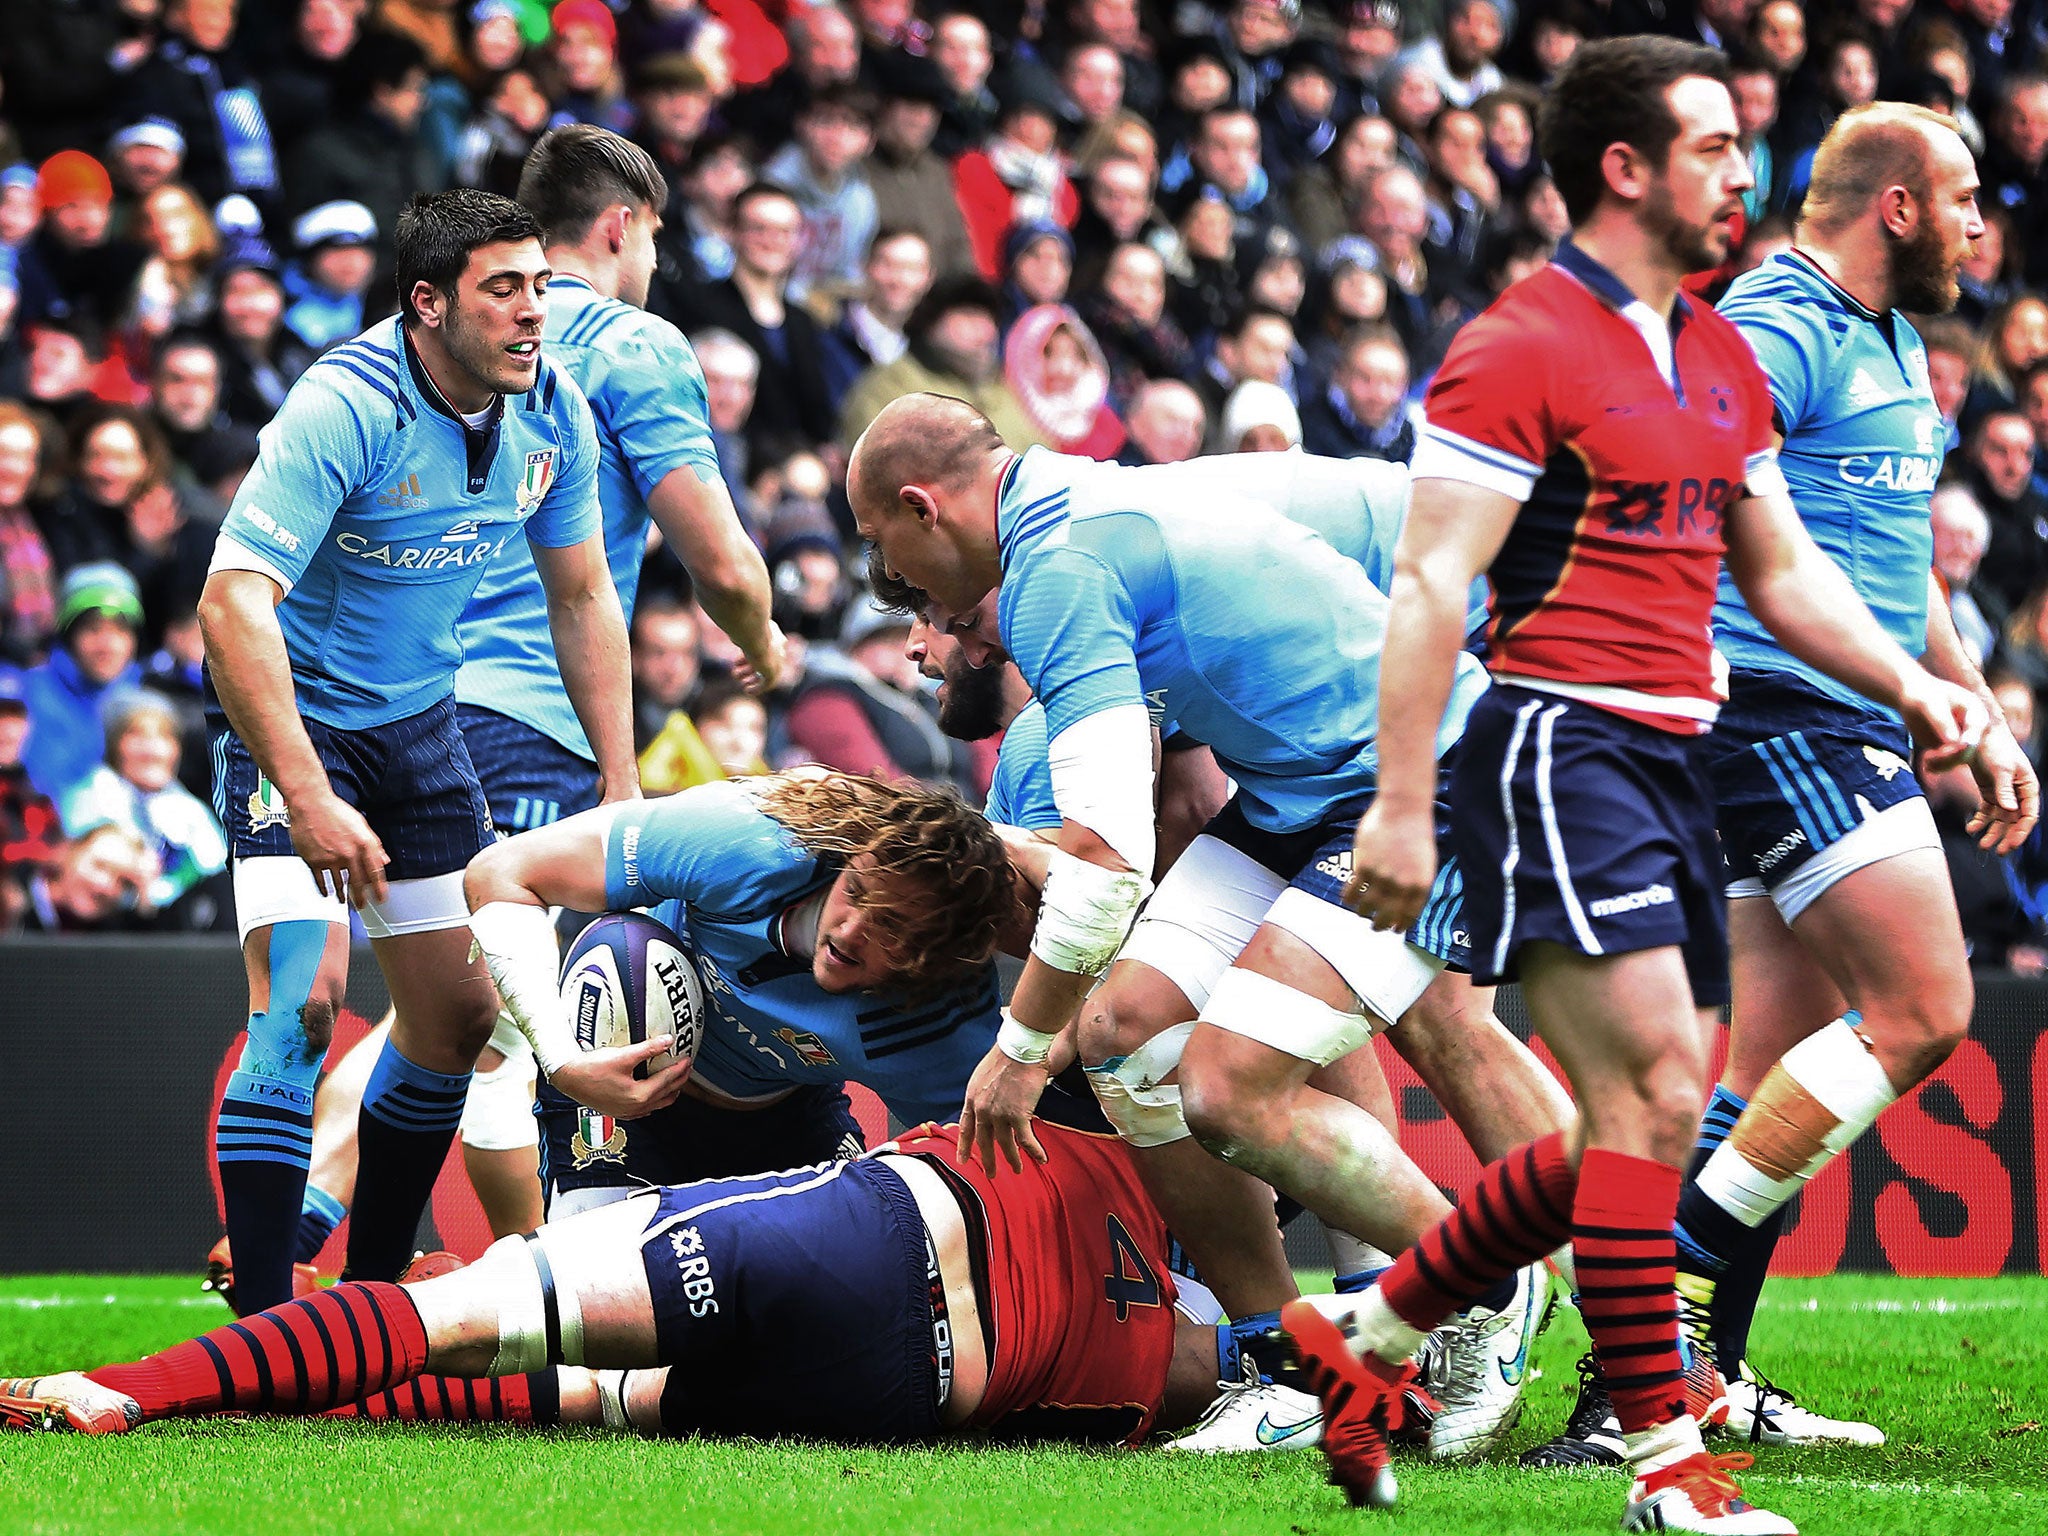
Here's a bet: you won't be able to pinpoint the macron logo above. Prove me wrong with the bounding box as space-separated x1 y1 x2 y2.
1587 882 1675 919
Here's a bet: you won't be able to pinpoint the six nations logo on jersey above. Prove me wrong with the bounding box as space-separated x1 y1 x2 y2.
517 449 556 514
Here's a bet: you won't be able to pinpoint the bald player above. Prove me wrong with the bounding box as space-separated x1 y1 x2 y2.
850 409 1551 1462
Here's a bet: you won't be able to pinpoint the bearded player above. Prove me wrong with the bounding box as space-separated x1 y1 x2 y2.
1329 37 1983 1532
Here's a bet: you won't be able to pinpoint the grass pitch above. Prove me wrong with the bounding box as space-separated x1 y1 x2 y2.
1 1273 2043 1535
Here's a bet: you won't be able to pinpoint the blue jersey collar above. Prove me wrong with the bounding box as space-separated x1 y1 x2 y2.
995 448 1073 567
1554 239 1694 325
401 323 505 497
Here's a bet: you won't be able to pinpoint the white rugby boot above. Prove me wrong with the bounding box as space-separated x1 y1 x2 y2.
1424 1262 1547 1461
1721 1365 1885 1448
1163 1351 1323 1452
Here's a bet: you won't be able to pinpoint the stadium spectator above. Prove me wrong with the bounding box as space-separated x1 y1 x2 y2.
691 674 771 777
130 0 283 210
1956 205 2019 328
209 246 312 433
450 64 555 198
283 29 439 270
59 687 227 927
1299 322 1414 461
21 562 144 803
148 333 243 490
726 3 863 151
1164 106 1279 252
15 152 147 335
784 593 968 791
1079 240 1195 409
954 84 1078 281
1420 105 1499 295
1474 85 1539 198
259 0 361 159
1984 74 2048 285
1397 0 1507 110
864 58 976 280
142 597 212 802
1968 294 2048 425
767 520 853 643
839 274 1045 452
1288 110 1395 254
1070 154 1162 280
1000 218 1075 326
132 183 222 339
0 667 61 932
0 401 58 663
107 119 189 220
541 0 632 134
1192 305 1294 432
818 228 934 416
1352 160 1441 366
1064 43 1128 153
1217 376 1301 452
1005 303 1124 458
1117 377 1207 465
650 133 753 310
1923 316 1977 449
1970 410 2048 613
689 327 762 512
17 819 158 932
765 85 881 303
1933 482 1999 666
281 200 378 352
1774 28 1881 204
1259 41 1341 194
928 10 1000 159
676 182 837 461
628 590 717 778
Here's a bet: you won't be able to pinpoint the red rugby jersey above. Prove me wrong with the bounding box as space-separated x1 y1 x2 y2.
1415 241 1783 734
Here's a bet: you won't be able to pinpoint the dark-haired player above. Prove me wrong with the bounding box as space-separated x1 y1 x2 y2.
1332 37 1985 1532
197 189 636 1314
1 1115 1216 1448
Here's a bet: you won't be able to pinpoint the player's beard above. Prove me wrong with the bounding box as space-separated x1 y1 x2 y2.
442 296 538 398
936 649 1008 740
1887 214 1960 314
1644 180 1731 275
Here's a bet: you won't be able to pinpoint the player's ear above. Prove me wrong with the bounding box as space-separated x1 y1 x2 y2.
410 279 444 330
901 485 939 527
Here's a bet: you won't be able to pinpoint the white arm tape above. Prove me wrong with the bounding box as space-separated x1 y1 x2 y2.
469 901 579 1077
1030 847 1151 977
996 1007 1059 1065
1047 703 1158 878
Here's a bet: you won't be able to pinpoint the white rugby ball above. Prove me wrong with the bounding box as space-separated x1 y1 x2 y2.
559 912 705 1075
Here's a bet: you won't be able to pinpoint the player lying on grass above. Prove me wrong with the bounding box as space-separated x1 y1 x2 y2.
2 1114 1243 1446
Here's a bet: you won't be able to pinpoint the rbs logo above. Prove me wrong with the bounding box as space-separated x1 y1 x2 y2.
1604 478 1734 539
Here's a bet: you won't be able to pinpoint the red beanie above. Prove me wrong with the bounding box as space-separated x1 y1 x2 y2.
552 0 618 46
36 150 113 211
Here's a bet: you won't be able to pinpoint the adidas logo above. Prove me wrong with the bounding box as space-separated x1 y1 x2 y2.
377 473 427 509
1846 368 1889 407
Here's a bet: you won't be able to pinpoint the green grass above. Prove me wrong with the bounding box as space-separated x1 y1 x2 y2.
1 1274 2044 1534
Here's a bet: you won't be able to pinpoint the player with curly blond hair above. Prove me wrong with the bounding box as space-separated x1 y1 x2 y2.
464 772 1031 1216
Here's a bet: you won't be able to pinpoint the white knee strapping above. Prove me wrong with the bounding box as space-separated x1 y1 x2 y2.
1201 967 1375 1068
1116 833 1287 1009
484 1235 552 1376
1264 888 1445 1032
1088 1019 1196 1147
460 1024 540 1151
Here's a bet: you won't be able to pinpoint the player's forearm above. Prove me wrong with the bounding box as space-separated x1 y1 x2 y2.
651 467 778 678
467 897 579 1075
547 587 640 795
1374 562 1469 813
196 572 330 805
1923 574 2004 723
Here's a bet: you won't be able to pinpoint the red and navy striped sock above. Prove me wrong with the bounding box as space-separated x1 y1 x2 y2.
1574 1148 1688 1434
86 1282 428 1423
330 1371 558 1425
1380 1132 1578 1332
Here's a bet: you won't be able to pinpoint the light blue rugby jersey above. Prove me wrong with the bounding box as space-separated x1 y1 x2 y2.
1713 254 1942 713
995 448 1489 835
985 698 1058 831
603 780 1002 1126
456 276 724 755
215 317 601 730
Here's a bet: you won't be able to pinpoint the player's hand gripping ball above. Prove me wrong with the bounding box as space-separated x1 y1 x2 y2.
560 912 707 1077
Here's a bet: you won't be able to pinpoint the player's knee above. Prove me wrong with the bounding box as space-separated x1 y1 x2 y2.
299 992 340 1056
448 991 504 1063
1077 979 1176 1067
462 838 527 912
1878 973 1971 1087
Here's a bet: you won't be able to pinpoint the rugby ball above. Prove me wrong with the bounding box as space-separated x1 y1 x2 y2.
559 912 706 1075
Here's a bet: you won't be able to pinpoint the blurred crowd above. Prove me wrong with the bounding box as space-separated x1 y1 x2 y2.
3 0 2048 960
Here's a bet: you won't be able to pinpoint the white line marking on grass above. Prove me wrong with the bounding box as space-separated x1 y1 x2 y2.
4 1295 224 1309
1759 1296 2036 1315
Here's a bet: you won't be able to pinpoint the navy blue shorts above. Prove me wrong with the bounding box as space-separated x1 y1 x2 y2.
207 694 493 880
539 1078 864 1209
1452 686 1728 1007
639 1157 942 1440
1203 783 1471 970
455 703 599 833
1703 669 1923 894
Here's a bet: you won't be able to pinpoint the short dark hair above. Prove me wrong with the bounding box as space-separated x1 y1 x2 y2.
344 27 427 109
865 545 929 614
1539 35 1733 225
154 328 219 373
517 125 667 245
393 188 545 326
